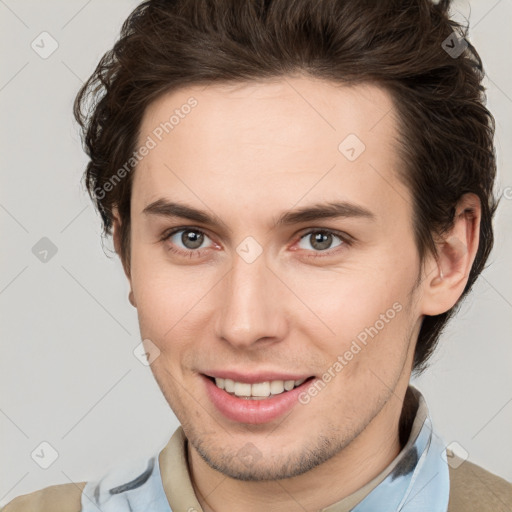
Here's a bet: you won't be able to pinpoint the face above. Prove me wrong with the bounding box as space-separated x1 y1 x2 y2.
122 76 427 481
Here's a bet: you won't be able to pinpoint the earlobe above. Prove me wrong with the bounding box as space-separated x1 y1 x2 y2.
128 290 137 308
421 194 481 316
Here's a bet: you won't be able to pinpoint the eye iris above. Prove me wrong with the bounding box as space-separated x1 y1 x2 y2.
182 230 204 249
311 232 332 251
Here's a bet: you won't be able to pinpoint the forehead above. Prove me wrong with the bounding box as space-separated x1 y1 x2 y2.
133 76 409 224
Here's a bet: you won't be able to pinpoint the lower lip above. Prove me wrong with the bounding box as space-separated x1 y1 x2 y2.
202 374 315 424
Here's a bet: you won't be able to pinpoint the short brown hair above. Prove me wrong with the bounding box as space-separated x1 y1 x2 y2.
74 0 498 372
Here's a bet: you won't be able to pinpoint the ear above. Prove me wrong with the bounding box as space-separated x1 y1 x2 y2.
420 193 481 316
112 207 136 307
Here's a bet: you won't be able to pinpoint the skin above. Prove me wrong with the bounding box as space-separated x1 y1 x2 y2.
112 76 480 512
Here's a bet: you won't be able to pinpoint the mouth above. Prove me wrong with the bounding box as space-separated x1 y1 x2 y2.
201 373 317 424
204 375 315 400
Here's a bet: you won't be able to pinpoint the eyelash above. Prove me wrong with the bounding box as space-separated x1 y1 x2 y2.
160 226 352 260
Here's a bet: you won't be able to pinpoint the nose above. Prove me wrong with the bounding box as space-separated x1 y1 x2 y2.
215 250 288 350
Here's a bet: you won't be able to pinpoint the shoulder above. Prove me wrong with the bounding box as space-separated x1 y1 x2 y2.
2 452 164 512
1 482 86 512
448 456 512 512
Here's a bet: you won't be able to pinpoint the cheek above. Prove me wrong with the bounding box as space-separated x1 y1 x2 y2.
130 244 228 355
130 247 191 337
295 276 414 420
292 255 416 376
294 266 410 334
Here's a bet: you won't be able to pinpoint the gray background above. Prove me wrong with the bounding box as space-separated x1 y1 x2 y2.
1 0 511 506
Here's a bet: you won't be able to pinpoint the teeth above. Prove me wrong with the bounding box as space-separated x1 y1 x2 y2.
224 378 235 393
251 381 271 397
234 382 252 397
284 380 295 391
270 380 285 395
213 377 308 397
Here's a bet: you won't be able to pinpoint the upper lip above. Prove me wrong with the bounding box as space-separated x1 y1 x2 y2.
202 370 314 384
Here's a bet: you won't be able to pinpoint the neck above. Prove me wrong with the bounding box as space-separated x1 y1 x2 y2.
187 390 411 512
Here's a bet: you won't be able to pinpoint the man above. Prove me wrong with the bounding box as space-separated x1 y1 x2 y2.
4 0 511 510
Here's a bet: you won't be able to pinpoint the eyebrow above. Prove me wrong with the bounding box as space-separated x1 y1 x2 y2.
142 198 375 231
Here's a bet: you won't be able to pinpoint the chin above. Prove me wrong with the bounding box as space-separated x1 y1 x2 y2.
188 425 352 482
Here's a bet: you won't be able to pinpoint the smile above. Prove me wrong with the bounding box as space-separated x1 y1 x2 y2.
202 374 317 424
212 377 308 399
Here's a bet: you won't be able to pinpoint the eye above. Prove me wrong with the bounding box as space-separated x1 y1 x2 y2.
296 229 348 256
161 227 216 257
